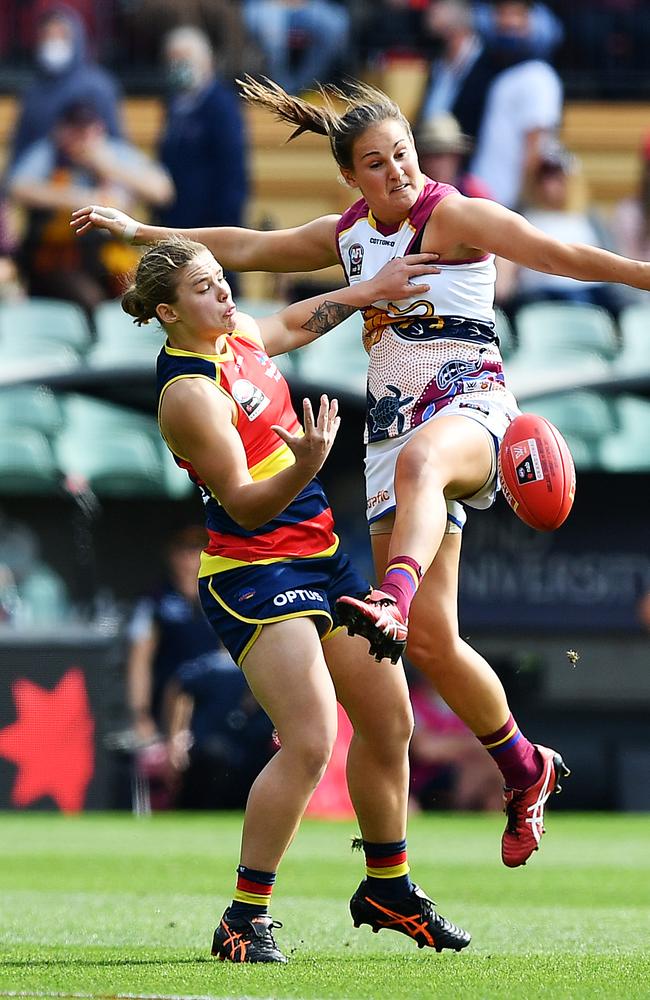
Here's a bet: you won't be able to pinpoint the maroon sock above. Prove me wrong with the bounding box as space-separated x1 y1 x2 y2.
479 713 543 790
379 555 422 620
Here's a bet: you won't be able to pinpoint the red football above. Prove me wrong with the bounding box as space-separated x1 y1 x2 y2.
498 413 576 531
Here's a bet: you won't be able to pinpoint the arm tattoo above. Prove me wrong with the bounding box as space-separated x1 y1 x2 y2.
301 300 358 337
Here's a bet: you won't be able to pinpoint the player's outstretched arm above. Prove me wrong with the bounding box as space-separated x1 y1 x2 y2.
258 254 440 357
437 195 650 291
70 205 341 273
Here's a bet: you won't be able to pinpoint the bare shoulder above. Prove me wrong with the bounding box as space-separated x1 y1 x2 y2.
162 376 234 428
233 311 264 344
308 214 341 240
423 192 484 257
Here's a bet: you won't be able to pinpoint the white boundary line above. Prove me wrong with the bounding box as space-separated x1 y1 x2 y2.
0 993 279 1000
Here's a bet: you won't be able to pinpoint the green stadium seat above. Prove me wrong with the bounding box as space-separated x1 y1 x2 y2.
18 563 71 625
160 443 193 499
526 391 618 441
525 392 617 470
0 298 91 353
514 301 619 361
559 431 596 470
57 430 167 496
599 394 650 471
0 427 60 493
505 347 610 398
57 394 174 497
0 386 63 437
89 300 164 366
616 304 650 373
495 307 516 359
0 337 81 371
295 312 367 394
60 393 158 436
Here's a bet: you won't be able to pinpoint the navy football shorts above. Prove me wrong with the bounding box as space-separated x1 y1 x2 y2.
198 547 369 666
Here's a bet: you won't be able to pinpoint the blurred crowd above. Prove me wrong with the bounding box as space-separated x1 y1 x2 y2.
0 1 648 323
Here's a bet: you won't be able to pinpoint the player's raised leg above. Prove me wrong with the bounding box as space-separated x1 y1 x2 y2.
337 416 492 662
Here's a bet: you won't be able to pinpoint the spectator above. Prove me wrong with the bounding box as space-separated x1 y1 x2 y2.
416 112 493 198
0 201 22 302
114 0 254 82
471 0 563 209
356 0 429 66
158 26 248 291
243 0 351 94
611 132 650 295
8 2 122 168
496 139 622 316
409 673 503 811
637 589 650 632
7 99 173 317
414 0 497 142
474 0 564 60
125 525 216 746
164 648 276 809
124 524 217 809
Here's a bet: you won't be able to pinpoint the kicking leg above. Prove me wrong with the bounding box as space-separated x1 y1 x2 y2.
337 416 493 661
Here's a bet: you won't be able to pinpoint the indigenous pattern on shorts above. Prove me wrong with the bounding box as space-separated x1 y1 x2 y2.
336 176 509 443
156 331 336 576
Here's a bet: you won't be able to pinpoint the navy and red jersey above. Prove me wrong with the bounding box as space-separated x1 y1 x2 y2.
156 328 338 577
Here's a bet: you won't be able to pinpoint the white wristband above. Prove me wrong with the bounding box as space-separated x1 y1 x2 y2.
122 218 139 244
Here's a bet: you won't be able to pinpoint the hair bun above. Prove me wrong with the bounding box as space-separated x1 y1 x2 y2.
121 286 150 325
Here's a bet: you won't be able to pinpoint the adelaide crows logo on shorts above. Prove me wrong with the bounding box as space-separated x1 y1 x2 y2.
231 379 270 420
349 243 364 277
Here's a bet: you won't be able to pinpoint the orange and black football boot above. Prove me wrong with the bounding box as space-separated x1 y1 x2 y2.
211 908 287 963
350 882 471 952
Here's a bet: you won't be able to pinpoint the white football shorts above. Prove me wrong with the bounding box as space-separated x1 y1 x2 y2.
365 390 520 535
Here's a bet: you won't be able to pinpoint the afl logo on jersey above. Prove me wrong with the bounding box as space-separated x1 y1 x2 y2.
232 379 270 420
349 243 364 278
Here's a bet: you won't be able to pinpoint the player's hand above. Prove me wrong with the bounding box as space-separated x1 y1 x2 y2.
272 395 340 474
69 204 141 242
366 253 440 301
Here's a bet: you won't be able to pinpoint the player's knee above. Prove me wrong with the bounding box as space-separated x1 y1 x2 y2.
356 698 414 759
291 729 335 784
395 437 446 489
407 626 460 675
382 699 415 753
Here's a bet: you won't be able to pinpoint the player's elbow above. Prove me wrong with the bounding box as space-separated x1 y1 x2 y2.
222 499 263 533
237 511 264 532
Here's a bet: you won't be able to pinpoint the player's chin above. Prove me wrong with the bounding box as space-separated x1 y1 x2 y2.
389 185 418 207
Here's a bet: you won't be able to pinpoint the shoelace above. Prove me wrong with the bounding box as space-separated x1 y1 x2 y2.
249 918 283 952
525 764 554 844
506 760 554 841
421 898 456 934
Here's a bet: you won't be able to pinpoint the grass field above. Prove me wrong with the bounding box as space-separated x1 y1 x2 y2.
1 811 649 1000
